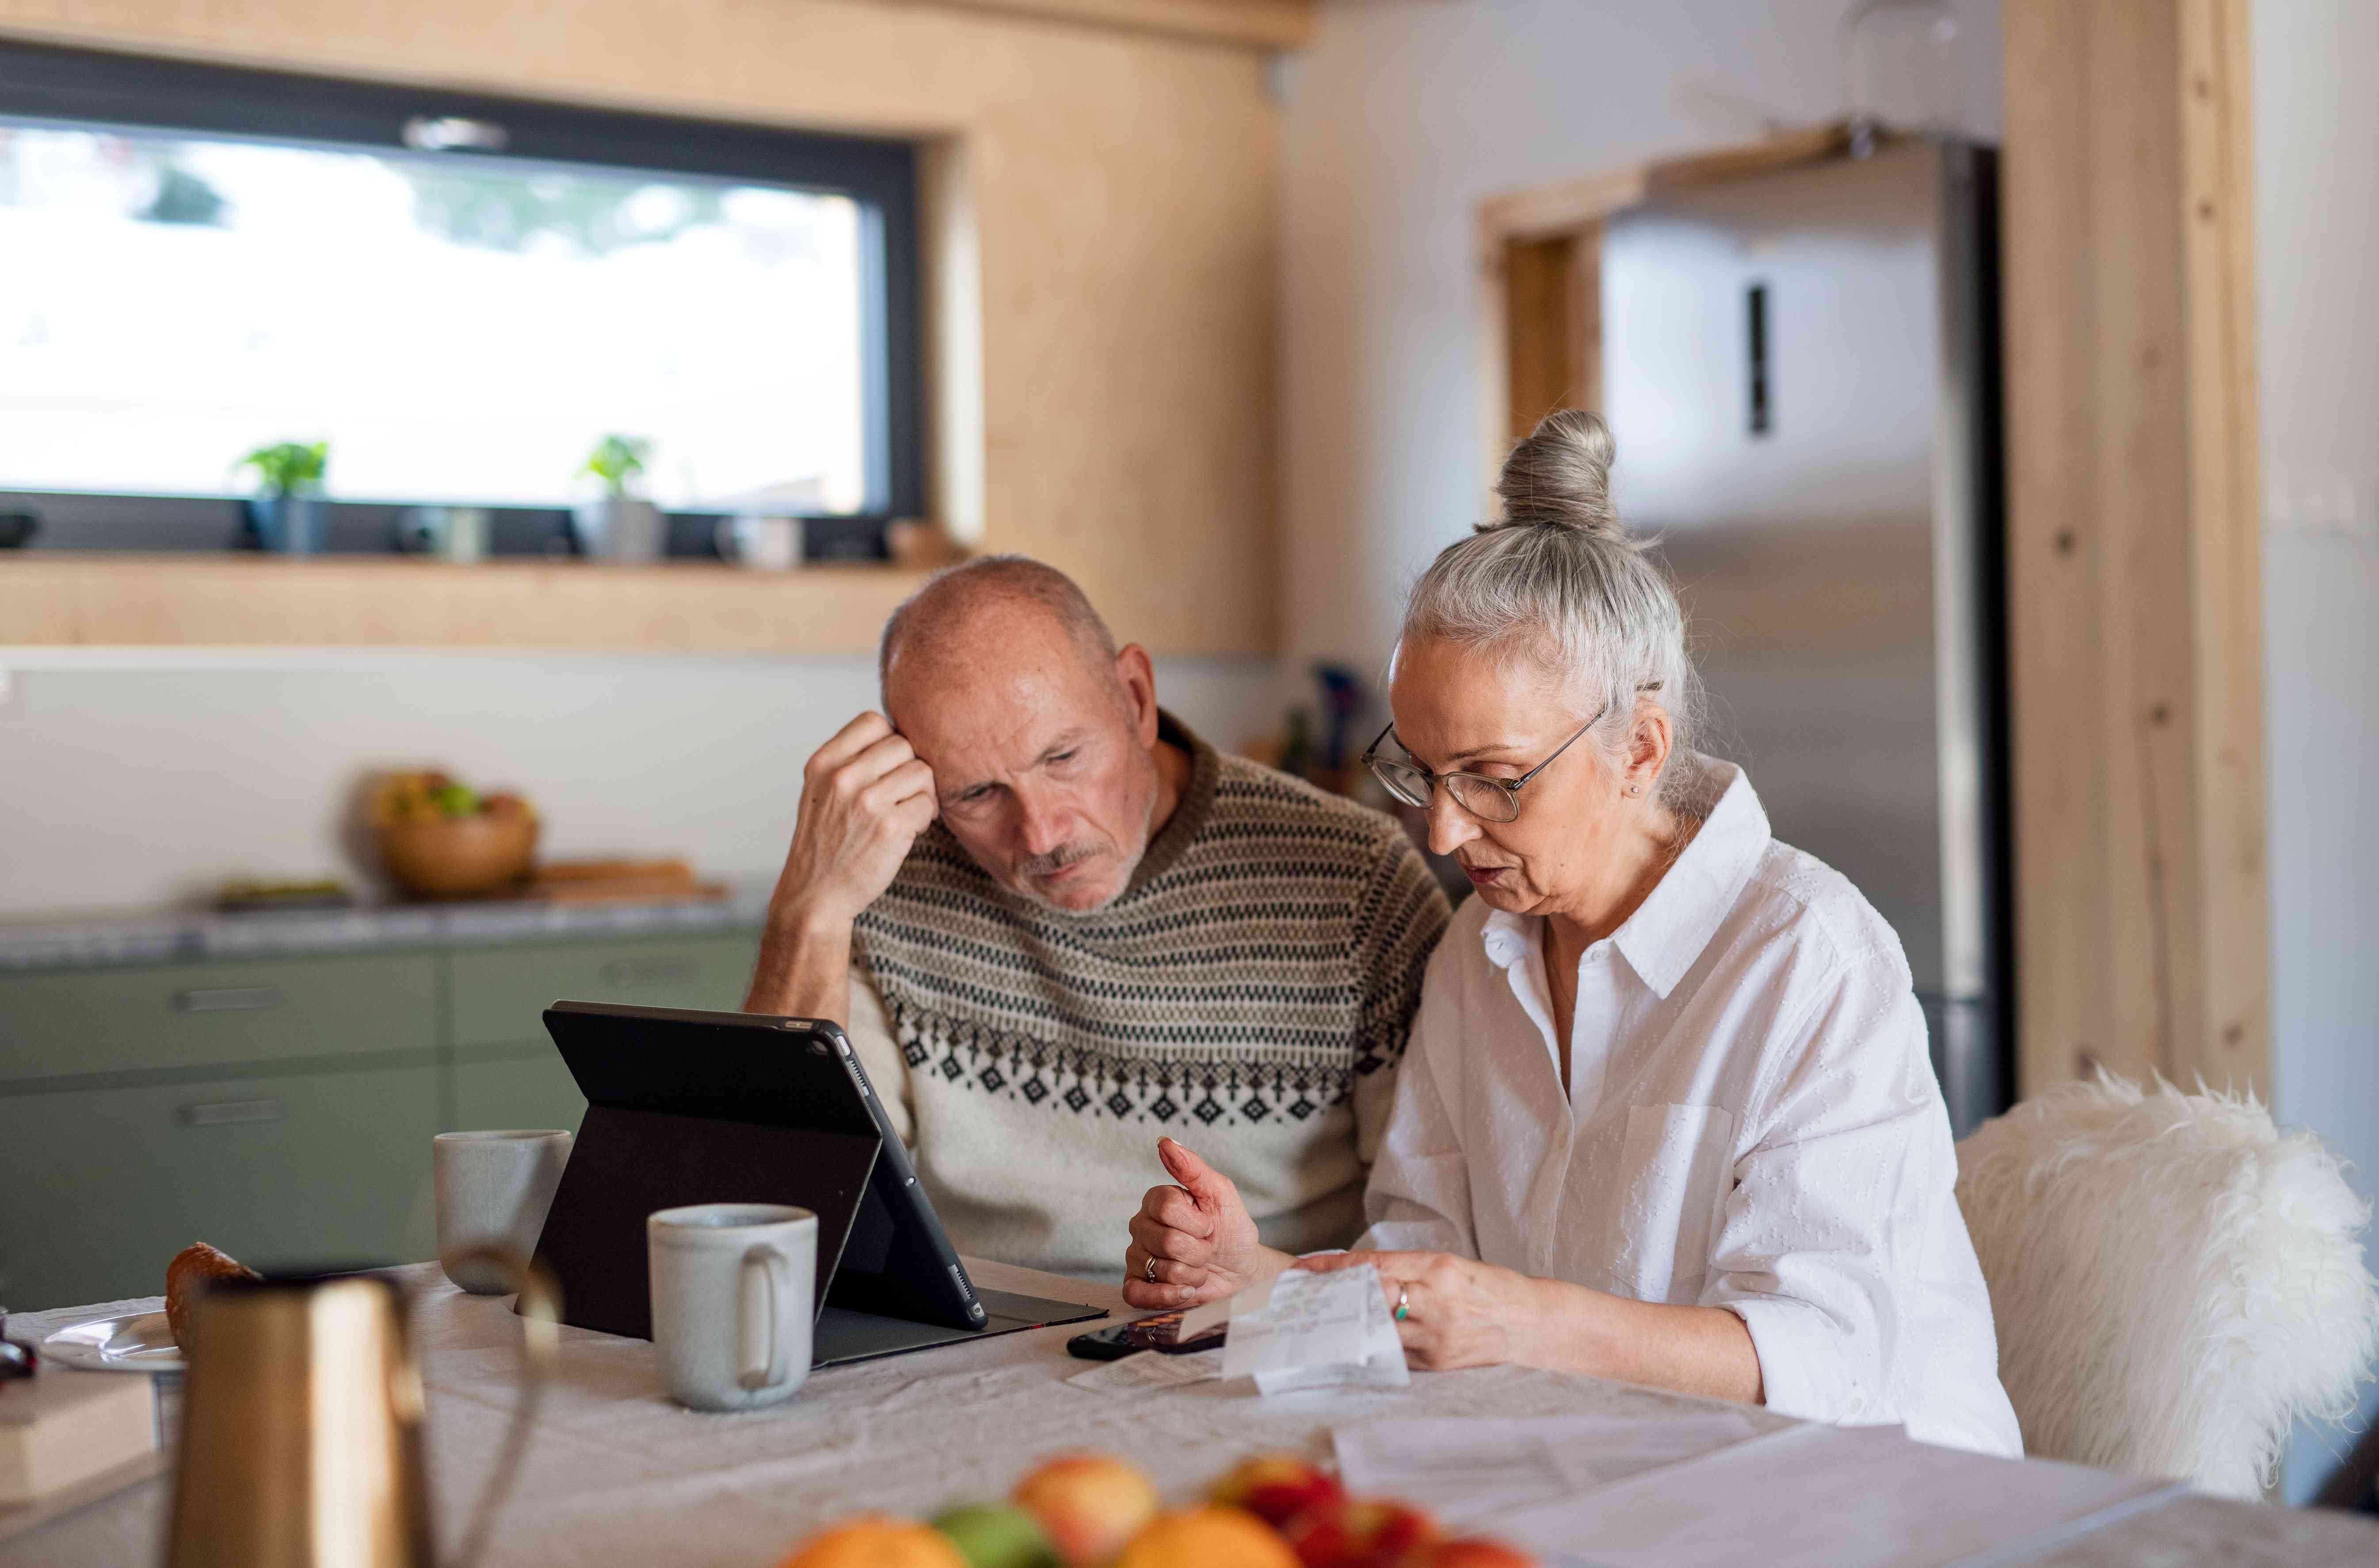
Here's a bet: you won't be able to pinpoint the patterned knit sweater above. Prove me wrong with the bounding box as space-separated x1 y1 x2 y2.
845 713 1451 1279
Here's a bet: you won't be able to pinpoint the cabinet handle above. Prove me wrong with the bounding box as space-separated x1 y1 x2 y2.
600 957 697 988
173 986 283 1013
178 1097 286 1128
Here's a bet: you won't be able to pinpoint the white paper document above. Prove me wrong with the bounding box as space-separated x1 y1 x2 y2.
1063 1348 1224 1393
1212 1264 1410 1396
1332 1412 1766 1529
1492 1421 2184 1568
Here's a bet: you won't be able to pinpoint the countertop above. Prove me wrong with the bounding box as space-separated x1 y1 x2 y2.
0 886 771 972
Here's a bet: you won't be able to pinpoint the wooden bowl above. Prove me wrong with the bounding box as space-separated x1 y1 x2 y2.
376 813 539 899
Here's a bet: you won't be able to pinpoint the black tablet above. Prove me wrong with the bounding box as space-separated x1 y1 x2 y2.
533 1000 1105 1366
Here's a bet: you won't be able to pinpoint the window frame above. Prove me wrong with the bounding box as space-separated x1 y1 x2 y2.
0 38 924 537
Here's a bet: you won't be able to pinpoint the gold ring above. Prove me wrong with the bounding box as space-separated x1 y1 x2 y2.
1144 1255 1157 1282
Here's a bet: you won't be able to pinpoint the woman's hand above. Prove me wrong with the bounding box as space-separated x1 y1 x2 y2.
1299 1250 1762 1399
1122 1138 1279 1309
1295 1249 1545 1370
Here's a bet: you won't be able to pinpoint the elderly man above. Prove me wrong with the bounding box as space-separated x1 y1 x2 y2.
745 555 1449 1279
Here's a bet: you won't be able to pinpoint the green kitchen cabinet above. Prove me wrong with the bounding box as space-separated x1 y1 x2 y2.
448 1049 588 1136
0 925 761 1309
445 934 759 1050
0 1063 439 1309
0 952 438 1083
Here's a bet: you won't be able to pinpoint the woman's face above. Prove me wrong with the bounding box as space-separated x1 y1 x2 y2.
1387 635 1655 921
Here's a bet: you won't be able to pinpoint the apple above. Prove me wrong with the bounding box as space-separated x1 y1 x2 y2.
1116 1507 1299 1568
1281 1498 1442 1568
1011 1453 1161 1568
1207 1454 1344 1528
932 1503 1060 1568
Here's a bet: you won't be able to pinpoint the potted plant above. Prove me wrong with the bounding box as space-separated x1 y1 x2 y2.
572 434 663 562
237 440 330 554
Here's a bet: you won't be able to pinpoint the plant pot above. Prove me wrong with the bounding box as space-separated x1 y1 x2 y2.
572 498 665 563
248 494 328 554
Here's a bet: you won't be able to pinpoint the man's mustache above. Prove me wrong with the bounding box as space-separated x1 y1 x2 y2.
1018 840 1105 879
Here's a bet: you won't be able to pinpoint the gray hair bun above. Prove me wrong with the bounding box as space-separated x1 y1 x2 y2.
1491 409 1622 537
1400 407 1705 809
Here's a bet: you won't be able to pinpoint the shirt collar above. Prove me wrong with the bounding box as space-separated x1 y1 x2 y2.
1475 759 1771 999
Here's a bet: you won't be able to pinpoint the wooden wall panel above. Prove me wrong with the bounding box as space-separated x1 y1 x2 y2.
0 0 1281 656
2002 0 2267 1096
1498 230 1600 445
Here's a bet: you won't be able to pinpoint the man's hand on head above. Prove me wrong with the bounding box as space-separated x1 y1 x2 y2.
767 711 938 935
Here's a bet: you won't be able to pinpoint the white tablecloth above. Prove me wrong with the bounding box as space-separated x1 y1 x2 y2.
8 1260 2377 1568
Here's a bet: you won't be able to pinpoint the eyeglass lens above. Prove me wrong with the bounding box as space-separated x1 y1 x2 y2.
1367 758 1520 824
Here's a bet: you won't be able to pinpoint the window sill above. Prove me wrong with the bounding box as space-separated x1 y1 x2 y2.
0 553 935 654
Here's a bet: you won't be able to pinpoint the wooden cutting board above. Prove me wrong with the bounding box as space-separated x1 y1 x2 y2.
522 858 728 905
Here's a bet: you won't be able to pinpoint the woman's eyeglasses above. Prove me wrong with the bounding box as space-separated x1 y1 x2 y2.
1361 704 1606 825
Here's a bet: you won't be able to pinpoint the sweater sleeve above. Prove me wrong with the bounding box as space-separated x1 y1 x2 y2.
841 963 915 1149
1348 829 1453 1165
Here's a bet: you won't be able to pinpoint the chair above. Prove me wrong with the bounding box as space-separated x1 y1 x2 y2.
1954 1073 2379 1498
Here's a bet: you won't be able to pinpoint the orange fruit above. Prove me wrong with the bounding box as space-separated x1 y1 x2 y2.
780 1515 969 1568
1117 1507 1300 1568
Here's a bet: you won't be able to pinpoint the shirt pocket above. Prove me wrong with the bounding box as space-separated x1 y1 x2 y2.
1607 1103 1739 1304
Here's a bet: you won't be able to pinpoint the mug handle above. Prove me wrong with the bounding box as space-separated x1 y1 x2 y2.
738 1245 795 1390
439 1246 561 1568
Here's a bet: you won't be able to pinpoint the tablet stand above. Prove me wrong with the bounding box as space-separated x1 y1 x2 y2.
531 1101 1105 1364
533 1104 882 1340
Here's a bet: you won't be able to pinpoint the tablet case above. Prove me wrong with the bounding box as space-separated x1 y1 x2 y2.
530 1002 1105 1366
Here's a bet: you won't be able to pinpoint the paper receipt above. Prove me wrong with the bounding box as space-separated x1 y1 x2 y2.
1064 1349 1224 1392
1220 1264 1410 1396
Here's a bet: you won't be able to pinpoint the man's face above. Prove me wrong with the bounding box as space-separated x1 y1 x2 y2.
886 606 1165 913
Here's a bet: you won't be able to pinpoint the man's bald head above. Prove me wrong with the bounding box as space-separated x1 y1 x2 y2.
873 556 1170 912
878 555 1120 710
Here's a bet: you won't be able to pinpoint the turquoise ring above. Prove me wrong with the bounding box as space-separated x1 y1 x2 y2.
1393 1286 1411 1322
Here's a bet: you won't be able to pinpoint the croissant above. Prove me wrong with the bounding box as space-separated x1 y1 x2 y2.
164 1241 260 1350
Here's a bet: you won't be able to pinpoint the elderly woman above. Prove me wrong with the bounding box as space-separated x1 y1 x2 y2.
1123 411 2021 1457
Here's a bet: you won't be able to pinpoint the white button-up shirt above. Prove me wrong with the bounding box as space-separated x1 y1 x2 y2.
1358 762 2022 1457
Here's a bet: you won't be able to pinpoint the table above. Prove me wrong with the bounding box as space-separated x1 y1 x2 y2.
8 1261 2377 1567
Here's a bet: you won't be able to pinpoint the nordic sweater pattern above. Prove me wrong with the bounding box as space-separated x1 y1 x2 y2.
850 719 1451 1136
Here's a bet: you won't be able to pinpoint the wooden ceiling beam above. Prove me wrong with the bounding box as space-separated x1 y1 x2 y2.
871 0 1316 50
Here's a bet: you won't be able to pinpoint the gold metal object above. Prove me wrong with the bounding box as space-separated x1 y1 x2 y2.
165 1251 557 1568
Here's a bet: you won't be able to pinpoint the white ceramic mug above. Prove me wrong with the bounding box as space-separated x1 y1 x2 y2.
714 514 803 571
647 1203 815 1412
433 1130 572 1294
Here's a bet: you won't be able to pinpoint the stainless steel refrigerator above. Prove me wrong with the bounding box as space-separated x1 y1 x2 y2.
1598 138 2008 1135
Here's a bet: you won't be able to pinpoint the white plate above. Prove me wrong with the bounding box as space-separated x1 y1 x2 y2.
42 1311 183 1374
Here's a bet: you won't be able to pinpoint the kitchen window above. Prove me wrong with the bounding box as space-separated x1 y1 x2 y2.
0 41 921 550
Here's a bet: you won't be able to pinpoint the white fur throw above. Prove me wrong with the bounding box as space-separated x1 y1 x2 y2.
1955 1075 2379 1498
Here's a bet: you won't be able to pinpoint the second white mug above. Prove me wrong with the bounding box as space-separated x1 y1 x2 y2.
433 1129 572 1294
647 1203 816 1412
